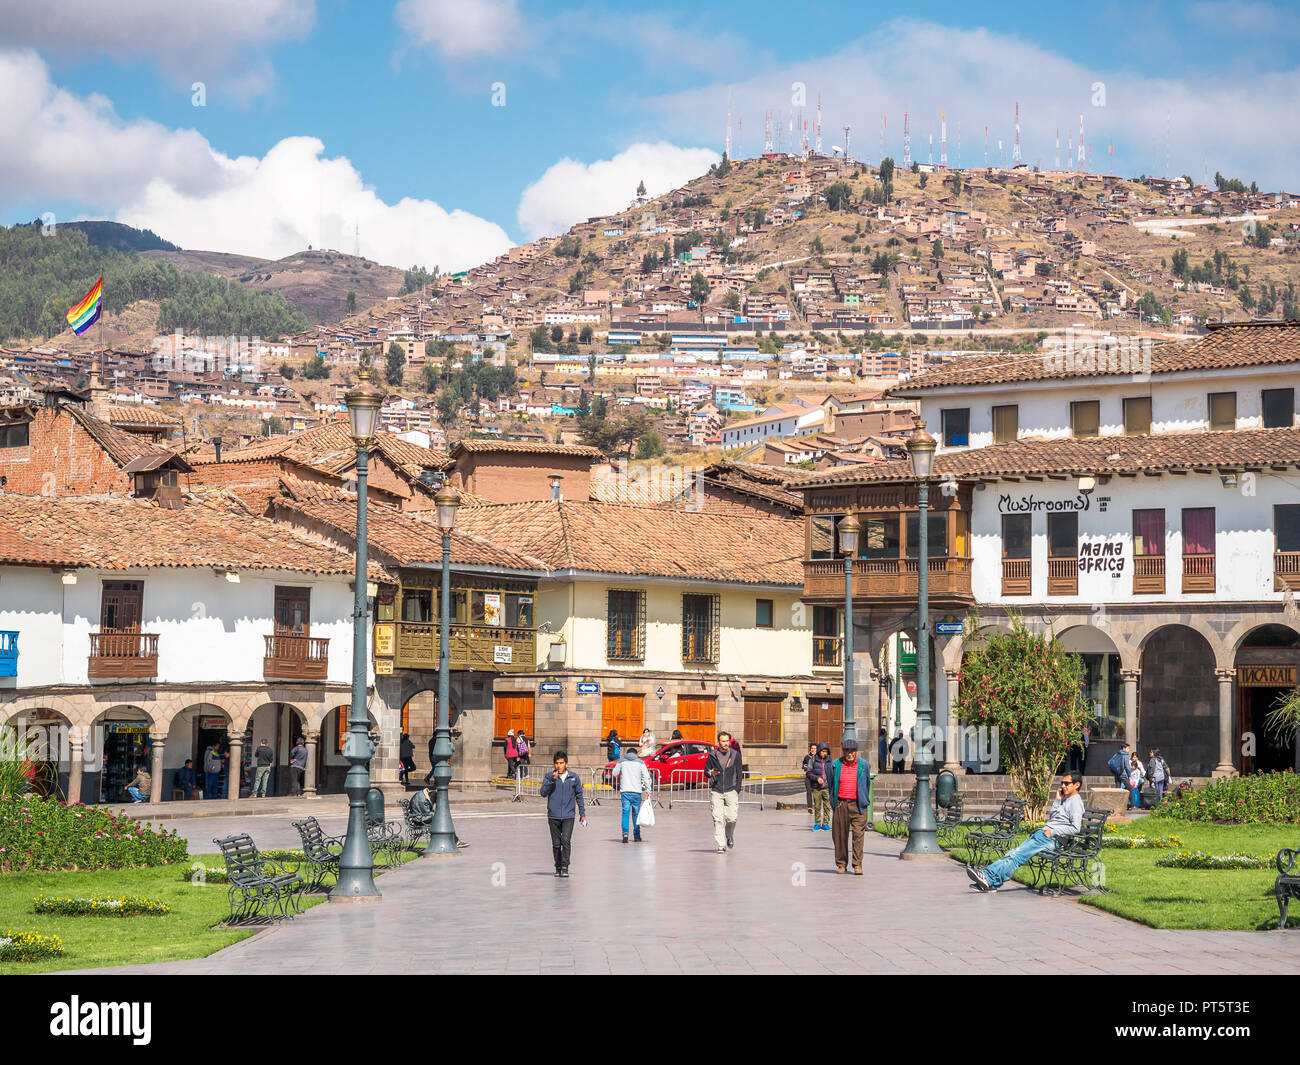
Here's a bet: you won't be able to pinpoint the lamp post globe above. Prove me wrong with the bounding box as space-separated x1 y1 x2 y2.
427 485 462 856
902 420 942 858
837 514 861 750
332 367 387 901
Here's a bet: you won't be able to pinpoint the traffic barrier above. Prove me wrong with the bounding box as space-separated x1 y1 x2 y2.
666 769 765 809
512 764 605 805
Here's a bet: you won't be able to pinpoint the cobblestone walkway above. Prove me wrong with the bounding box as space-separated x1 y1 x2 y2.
65 803 1298 975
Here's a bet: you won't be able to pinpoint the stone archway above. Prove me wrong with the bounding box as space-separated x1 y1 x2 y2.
243 702 311 798
84 703 158 805
164 703 231 802
1136 624 1221 777
1058 624 1125 776
0 706 73 800
1232 623 1300 774
316 704 379 795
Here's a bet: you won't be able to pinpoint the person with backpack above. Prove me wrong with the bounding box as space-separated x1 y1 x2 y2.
806 742 833 831
504 730 519 777
802 742 818 813
516 730 531 770
203 743 222 800
605 729 620 762
1107 742 1132 788
1147 747 1169 804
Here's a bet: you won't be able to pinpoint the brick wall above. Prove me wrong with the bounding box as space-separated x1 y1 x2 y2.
453 453 595 503
0 408 132 497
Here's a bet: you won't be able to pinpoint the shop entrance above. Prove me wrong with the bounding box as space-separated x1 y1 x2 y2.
1237 664 1298 774
99 720 151 803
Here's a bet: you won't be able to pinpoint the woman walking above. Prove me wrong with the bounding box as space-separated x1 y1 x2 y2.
605 729 620 762
505 730 519 777
516 730 531 770
399 732 415 787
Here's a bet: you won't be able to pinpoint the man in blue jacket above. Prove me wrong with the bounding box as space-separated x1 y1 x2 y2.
540 750 587 877
828 739 871 875
1107 743 1132 789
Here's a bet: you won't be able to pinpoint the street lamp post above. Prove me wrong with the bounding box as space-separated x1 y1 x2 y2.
425 486 462 856
902 420 943 859
837 514 861 749
332 369 385 901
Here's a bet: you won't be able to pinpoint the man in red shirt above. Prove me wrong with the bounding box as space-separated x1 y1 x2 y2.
828 739 871 874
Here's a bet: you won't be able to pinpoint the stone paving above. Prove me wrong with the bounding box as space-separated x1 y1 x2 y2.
66 800 1299 975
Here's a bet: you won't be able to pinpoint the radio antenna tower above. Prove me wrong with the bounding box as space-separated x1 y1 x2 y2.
843 124 852 163
903 111 911 168
928 130 933 167
725 87 732 158
802 117 809 157
1077 114 1086 171
764 110 773 155
983 124 989 167
1013 101 1021 164
940 109 947 169
1055 127 1060 170
815 93 823 154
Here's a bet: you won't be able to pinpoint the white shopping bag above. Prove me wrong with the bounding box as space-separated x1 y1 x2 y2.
637 800 656 827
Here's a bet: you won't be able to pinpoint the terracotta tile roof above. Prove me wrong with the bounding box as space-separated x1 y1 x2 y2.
692 461 824 513
203 423 449 474
791 425 1300 488
108 406 181 429
271 498 548 572
451 439 606 460
453 500 805 585
0 494 382 577
66 406 187 471
889 322 1300 393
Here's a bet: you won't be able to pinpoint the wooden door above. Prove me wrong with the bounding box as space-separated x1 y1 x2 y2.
601 694 644 747
493 693 535 739
808 698 843 750
100 581 143 631
274 587 311 635
676 696 716 742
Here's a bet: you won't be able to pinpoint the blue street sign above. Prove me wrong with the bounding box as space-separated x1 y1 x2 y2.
577 682 600 694
539 681 562 694
935 621 964 634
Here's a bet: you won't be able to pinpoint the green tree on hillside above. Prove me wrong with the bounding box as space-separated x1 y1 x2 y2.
302 354 330 380
637 179 647 199
690 272 710 304
635 431 666 459
385 342 406 386
825 182 853 211
344 291 357 314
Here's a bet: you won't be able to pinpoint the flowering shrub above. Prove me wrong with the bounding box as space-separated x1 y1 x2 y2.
33 894 171 917
956 615 1090 818
1101 834 1183 849
1154 851 1277 870
0 930 65 961
180 866 228 884
0 796 189 871
1149 772 1300 825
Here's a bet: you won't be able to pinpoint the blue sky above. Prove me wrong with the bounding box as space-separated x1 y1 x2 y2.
1 0 1296 270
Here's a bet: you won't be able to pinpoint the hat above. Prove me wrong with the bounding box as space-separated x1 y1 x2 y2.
841 738 859 752
817 742 830 754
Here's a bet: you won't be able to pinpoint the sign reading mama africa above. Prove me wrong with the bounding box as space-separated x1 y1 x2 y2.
998 493 1091 513
1079 540 1124 576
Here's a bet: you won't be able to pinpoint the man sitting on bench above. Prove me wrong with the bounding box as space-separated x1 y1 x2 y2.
967 773 1083 893
409 786 470 849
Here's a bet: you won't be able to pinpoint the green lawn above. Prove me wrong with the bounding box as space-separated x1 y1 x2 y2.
0 850 419 974
949 822 1298 931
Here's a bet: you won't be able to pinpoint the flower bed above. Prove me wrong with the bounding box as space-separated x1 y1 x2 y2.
1102 834 1183 849
0 797 189 872
33 894 171 917
180 866 228 884
0 929 64 961
1150 772 1300 825
1154 851 1277 870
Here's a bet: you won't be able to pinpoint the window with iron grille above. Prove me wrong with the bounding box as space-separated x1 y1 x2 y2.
607 589 645 661
681 593 720 664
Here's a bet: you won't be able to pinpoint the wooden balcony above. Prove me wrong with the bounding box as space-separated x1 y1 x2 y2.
1276 551 1300 592
1047 557 1078 596
1001 558 1032 596
1133 554 1166 595
812 636 842 668
803 557 974 604
88 630 158 680
393 622 535 673
1182 553 1216 593
264 633 329 681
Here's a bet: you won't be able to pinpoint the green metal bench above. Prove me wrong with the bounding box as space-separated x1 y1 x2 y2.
963 796 1028 866
291 816 341 891
1024 807 1110 896
1275 847 1300 929
213 833 304 924
879 784 917 837
397 798 431 849
364 809 405 866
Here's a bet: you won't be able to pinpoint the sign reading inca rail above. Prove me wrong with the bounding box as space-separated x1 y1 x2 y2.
1237 664 1297 687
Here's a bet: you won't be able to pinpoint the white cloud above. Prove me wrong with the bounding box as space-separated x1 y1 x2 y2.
0 50 222 206
517 142 720 239
645 19 1300 191
118 136 513 271
0 0 314 98
394 0 524 59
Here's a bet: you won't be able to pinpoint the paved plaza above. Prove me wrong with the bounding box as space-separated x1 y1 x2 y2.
70 798 1298 975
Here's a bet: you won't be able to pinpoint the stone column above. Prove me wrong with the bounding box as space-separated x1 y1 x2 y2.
1213 668 1238 778
943 668 962 771
227 734 243 802
1121 669 1140 749
148 734 166 804
67 735 84 806
304 730 319 796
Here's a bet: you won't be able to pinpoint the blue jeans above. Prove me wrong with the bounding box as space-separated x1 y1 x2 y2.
204 772 219 798
127 786 147 803
621 791 643 839
1153 779 1165 802
983 829 1058 888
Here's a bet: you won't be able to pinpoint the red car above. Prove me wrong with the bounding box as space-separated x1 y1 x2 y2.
603 740 721 787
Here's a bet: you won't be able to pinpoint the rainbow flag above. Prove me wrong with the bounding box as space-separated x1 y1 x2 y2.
66 277 103 336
